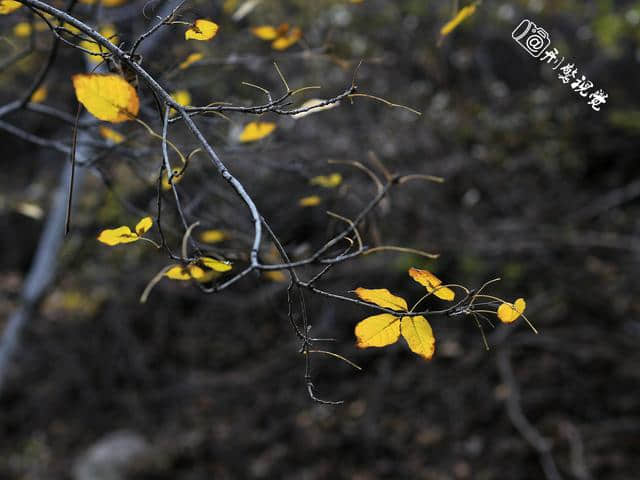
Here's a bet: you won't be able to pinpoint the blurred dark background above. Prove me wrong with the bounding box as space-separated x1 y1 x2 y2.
1 0 639 478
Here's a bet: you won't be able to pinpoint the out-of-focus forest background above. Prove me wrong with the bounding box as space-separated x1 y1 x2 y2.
1 0 639 478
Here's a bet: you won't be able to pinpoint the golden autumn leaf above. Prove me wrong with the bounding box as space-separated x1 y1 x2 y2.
0 0 22 14
200 257 232 272
72 74 139 123
400 316 435 360
355 314 401 348
13 22 32 37
298 195 321 207
271 27 301 50
179 52 204 70
251 25 279 40
99 126 125 144
497 298 526 323
310 173 342 188
354 288 408 311
185 19 219 41
199 230 227 243
408 267 455 301
97 217 153 246
251 23 302 50
440 2 477 37
171 89 192 107
30 86 48 103
165 264 206 280
239 121 276 142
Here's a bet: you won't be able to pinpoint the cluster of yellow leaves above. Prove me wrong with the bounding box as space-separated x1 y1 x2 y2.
178 52 203 70
97 217 152 246
165 257 232 281
72 73 139 123
354 288 435 360
0 1 22 15
251 23 301 50
440 1 478 38
310 173 342 188
298 195 321 207
185 19 219 41
239 121 276 142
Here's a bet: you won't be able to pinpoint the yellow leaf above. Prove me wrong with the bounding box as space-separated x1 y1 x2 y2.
239 121 276 142
199 230 227 243
185 19 219 41
13 22 32 37
264 271 288 282
251 25 279 40
497 298 526 323
200 257 232 272
99 126 125 144
30 86 48 103
310 173 342 188
298 195 321 207
354 288 408 311
271 27 301 50
292 98 340 119
97 226 139 246
401 316 435 360
0 1 22 14
171 89 192 107
408 267 455 301
80 25 118 64
135 216 153 235
440 3 477 37
179 52 204 70
165 264 206 280
355 314 401 348
72 74 139 123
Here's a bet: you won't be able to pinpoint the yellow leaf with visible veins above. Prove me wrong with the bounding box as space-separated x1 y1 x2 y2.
355 314 401 348
354 288 408 311
72 74 139 123
401 316 435 360
185 19 219 41
408 267 455 301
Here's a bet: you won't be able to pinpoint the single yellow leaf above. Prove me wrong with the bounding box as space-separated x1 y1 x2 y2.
165 264 206 280
179 52 204 70
99 126 125 144
80 25 118 64
97 226 139 246
199 230 227 243
135 216 153 235
30 86 48 103
298 195 321 207
251 25 279 41
171 89 191 107
0 0 22 14
292 98 340 119
440 3 477 37
355 314 401 348
185 19 219 41
271 27 301 50
264 271 288 282
162 168 184 190
239 121 276 142
408 267 455 301
13 22 32 37
354 288 408 311
310 173 342 188
497 298 526 323
200 257 232 272
401 316 435 360
72 73 139 123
